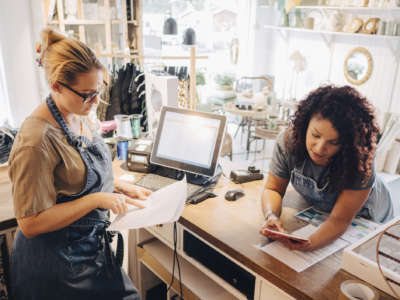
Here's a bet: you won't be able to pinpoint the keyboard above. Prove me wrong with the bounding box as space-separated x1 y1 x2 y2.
135 173 203 200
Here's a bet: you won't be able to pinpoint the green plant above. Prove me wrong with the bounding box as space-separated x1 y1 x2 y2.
196 72 206 86
214 73 235 86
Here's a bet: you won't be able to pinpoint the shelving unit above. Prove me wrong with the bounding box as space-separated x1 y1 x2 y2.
263 24 400 56
263 24 400 38
134 224 250 300
41 0 143 66
138 240 241 300
261 5 400 54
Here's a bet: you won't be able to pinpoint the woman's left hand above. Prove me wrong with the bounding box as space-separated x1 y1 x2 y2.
281 239 314 251
116 180 152 200
283 240 313 251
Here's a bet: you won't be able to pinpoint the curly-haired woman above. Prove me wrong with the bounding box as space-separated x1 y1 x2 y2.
260 85 393 251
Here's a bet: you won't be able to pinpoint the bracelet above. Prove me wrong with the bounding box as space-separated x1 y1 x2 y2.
264 209 277 221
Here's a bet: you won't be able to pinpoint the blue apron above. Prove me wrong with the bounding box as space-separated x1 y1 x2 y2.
290 160 393 223
10 96 140 300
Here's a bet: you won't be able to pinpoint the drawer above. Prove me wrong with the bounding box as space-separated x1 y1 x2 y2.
260 280 295 300
146 222 180 249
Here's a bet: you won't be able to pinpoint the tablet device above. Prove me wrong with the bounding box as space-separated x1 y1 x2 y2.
261 228 310 243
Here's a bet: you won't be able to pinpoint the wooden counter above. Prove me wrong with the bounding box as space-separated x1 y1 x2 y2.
113 160 395 300
1 161 395 299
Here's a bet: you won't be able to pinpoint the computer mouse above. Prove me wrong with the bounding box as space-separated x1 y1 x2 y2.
224 189 245 201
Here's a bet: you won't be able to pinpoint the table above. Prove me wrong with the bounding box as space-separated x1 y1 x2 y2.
223 103 271 158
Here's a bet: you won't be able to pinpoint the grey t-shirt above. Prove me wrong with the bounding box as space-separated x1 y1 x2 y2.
269 130 393 222
269 130 374 190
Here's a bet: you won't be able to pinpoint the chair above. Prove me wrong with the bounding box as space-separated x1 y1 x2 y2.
249 119 288 161
220 132 233 161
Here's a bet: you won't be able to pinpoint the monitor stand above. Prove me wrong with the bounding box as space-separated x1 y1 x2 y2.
151 164 221 186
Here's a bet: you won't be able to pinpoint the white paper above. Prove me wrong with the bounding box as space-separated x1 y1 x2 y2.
340 217 379 244
109 177 187 230
119 174 135 182
137 139 152 146
295 207 379 244
259 224 349 272
136 144 147 152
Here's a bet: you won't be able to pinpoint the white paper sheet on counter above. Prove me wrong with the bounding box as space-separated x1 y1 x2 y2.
258 224 349 272
109 177 187 230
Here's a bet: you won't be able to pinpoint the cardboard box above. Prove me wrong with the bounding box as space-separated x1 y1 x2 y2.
341 216 400 297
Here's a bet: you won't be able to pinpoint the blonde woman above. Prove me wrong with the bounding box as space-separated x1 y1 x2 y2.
8 29 150 299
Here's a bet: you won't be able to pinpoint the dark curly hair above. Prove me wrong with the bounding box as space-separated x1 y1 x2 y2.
289 84 379 191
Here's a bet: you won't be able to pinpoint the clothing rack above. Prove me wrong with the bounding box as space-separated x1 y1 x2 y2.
96 47 208 110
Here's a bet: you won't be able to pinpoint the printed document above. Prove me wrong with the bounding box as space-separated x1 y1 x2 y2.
109 178 187 230
258 224 349 272
295 207 379 243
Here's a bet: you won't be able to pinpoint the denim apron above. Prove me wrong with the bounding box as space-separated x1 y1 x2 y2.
10 96 140 300
290 160 393 223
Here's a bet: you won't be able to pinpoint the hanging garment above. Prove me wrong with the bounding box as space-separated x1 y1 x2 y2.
107 70 122 121
0 126 17 164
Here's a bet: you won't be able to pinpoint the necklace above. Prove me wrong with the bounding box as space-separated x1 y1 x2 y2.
79 117 83 136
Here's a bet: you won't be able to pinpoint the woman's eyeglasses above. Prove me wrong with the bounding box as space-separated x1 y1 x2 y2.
59 82 105 104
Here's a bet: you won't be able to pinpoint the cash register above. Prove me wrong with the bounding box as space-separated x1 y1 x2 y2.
134 106 227 201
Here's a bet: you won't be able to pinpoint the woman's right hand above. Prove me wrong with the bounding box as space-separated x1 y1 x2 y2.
260 213 284 235
96 192 144 215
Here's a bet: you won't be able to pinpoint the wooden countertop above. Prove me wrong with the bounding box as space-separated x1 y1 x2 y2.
1 160 395 299
113 161 395 300
180 176 395 299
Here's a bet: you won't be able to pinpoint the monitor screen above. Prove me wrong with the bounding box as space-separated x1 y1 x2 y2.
150 106 227 177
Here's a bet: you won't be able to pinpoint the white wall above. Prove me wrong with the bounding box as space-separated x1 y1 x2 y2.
0 0 41 127
255 7 400 121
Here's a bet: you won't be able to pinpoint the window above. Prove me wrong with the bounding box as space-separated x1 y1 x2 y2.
142 0 241 96
0 42 11 126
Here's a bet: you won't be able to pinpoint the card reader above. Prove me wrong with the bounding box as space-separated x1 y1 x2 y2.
230 166 264 184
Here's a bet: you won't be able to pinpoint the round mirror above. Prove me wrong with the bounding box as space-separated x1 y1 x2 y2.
344 47 373 85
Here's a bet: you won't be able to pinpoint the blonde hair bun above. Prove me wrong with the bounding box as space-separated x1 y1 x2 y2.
40 28 66 56
39 27 104 87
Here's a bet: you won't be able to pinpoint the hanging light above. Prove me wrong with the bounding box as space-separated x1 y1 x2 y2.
163 17 178 35
182 28 196 45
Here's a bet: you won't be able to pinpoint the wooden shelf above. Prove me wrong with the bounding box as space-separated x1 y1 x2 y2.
63 20 106 25
139 240 244 300
42 0 143 64
295 5 400 13
48 19 126 25
263 24 400 40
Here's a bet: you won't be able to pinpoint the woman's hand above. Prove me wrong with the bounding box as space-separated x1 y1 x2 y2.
259 214 314 251
280 238 313 252
96 192 144 214
115 179 152 200
260 213 284 233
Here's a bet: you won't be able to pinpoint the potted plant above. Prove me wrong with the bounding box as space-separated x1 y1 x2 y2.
196 71 206 103
214 73 235 90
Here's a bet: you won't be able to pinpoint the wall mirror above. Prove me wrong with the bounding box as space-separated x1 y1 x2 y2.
344 47 373 85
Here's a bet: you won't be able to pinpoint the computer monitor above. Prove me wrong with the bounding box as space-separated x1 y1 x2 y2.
150 106 227 177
